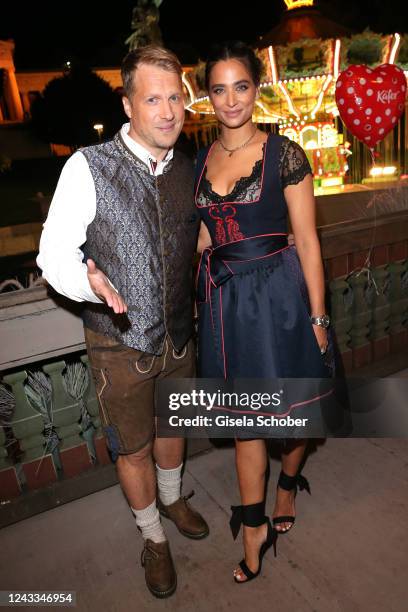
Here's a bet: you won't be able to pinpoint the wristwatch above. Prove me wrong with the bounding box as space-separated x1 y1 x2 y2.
310 314 330 329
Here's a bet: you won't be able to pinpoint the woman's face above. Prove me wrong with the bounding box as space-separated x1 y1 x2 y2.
208 58 257 129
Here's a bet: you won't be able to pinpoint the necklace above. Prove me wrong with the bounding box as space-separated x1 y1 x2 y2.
218 127 258 157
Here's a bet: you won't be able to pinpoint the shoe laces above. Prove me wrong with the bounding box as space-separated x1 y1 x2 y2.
182 490 195 503
141 544 160 566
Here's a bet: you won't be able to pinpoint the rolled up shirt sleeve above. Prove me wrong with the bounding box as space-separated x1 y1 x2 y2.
37 151 103 303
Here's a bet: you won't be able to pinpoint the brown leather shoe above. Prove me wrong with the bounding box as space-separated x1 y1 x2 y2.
141 539 177 598
158 491 209 539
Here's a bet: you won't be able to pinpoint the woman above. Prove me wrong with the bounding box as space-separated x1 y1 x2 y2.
195 41 333 583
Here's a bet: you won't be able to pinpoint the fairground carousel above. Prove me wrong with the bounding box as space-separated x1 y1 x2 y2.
182 0 408 189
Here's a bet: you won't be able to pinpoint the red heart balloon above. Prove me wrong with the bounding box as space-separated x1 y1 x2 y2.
335 64 407 148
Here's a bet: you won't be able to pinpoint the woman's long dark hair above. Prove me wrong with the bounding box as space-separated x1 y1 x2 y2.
205 41 263 91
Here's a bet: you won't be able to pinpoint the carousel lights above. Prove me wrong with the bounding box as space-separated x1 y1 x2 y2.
182 72 195 104
284 0 314 9
242 74 328 93
278 81 301 118
333 39 341 79
310 75 333 116
305 140 319 150
255 100 283 121
268 46 279 85
277 75 325 85
321 176 343 187
188 96 209 105
369 166 397 177
389 34 401 64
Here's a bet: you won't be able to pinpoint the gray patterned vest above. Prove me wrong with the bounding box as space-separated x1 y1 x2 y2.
80 131 199 355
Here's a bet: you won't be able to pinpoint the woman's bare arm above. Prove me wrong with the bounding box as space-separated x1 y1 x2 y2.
197 221 212 253
284 174 328 351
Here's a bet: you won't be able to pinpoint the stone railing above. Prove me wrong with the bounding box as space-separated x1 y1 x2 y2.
0 354 109 498
0 287 211 524
317 181 408 375
0 287 113 522
1 181 407 524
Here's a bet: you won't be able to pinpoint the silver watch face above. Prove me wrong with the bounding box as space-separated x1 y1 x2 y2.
320 315 330 328
311 315 330 328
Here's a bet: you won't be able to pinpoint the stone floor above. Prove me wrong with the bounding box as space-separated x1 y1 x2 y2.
1 438 408 612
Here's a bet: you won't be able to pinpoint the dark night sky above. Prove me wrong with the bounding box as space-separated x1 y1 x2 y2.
1 0 408 70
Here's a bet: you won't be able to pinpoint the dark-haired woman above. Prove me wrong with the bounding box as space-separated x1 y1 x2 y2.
195 41 333 583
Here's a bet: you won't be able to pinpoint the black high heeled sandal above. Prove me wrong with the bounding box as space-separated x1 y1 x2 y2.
230 501 277 584
272 470 311 534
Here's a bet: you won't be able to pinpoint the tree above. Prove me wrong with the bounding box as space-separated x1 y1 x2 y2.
30 64 125 148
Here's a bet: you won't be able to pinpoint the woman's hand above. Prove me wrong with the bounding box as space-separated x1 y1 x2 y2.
312 324 328 354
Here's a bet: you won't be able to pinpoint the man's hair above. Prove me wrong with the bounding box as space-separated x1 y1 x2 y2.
121 45 183 97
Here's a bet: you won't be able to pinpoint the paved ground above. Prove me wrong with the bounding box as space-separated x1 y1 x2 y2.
1 438 408 612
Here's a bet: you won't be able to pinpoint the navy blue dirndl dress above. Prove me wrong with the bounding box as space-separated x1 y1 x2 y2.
195 133 334 381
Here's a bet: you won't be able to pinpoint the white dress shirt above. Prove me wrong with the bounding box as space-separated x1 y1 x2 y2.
37 123 173 303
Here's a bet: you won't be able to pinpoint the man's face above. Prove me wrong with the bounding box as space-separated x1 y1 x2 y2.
122 63 185 160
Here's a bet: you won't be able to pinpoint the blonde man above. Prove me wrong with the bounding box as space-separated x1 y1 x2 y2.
37 45 208 599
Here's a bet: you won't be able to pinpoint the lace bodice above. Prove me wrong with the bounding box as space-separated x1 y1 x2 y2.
199 137 312 205
195 134 313 246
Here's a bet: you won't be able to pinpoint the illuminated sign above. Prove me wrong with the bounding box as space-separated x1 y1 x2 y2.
284 0 315 10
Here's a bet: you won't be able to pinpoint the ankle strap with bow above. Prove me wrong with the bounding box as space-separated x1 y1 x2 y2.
229 501 268 540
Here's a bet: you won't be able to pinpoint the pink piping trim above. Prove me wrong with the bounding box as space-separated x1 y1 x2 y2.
195 249 205 290
219 286 227 379
209 388 334 418
222 260 234 274
213 232 288 252
195 136 270 208
223 244 291 265
195 141 217 203
209 280 215 331
206 259 215 331
201 233 288 300
288 388 334 410
200 233 290 379
207 252 217 288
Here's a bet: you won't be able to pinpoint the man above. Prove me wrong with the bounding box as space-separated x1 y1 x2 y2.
37 45 208 599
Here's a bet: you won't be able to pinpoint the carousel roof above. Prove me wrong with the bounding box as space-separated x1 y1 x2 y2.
258 6 352 47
